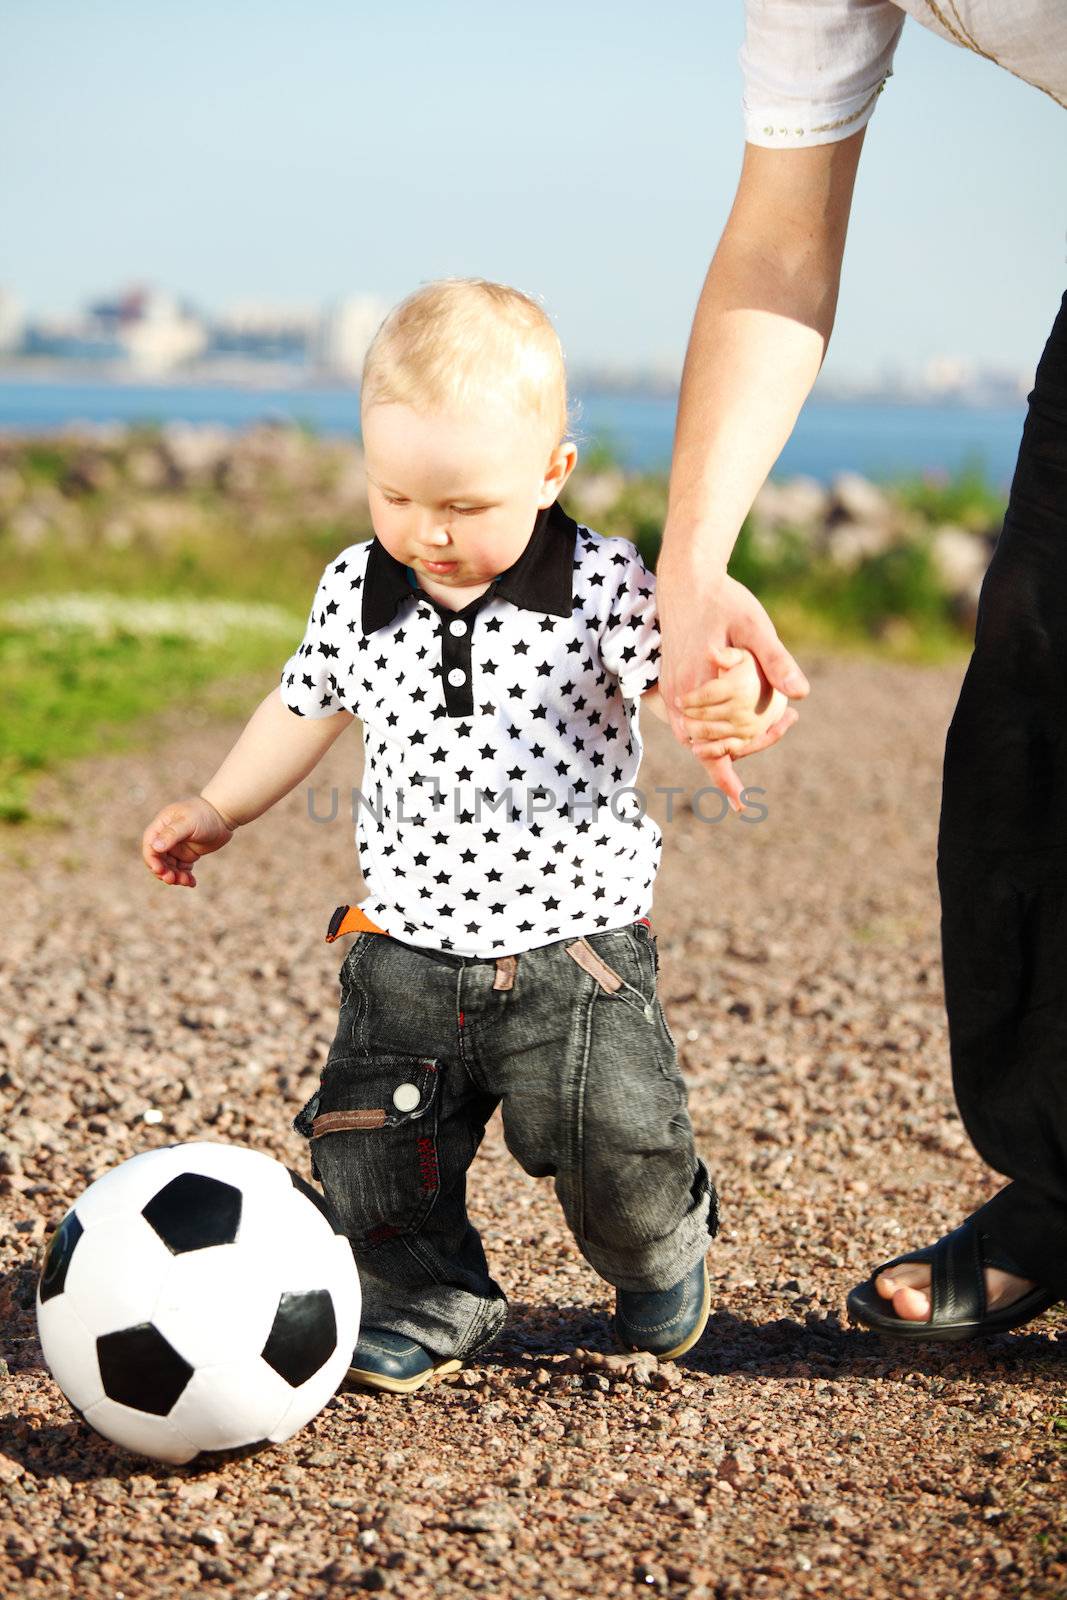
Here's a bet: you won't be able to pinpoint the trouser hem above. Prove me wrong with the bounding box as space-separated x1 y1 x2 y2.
579 1164 719 1293
965 1183 1067 1299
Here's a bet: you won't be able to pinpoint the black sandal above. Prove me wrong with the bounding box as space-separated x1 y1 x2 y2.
846 1216 1059 1342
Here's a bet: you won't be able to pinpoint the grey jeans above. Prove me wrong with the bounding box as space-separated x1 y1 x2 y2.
292 919 719 1361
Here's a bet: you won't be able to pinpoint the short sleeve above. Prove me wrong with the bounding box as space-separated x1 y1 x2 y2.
740 0 905 149
278 553 358 718
598 544 661 702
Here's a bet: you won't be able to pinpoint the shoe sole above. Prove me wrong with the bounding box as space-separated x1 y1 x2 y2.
613 1261 711 1362
845 1282 1059 1343
345 1358 464 1395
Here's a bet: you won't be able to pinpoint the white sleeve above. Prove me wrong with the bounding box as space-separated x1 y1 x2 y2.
740 0 906 149
598 544 661 702
278 553 358 718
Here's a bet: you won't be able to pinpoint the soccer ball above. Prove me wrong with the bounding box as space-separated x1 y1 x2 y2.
35 1142 361 1465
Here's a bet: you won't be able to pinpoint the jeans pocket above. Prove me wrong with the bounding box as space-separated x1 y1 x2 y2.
567 931 658 1028
626 925 680 1059
292 1051 444 1234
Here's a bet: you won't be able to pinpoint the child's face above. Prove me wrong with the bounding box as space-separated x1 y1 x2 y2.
362 397 577 591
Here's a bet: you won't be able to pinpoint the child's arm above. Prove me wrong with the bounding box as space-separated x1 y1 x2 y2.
142 688 354 888
640 681 672 724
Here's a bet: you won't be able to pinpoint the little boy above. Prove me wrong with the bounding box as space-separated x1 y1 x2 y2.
142 279 788 1394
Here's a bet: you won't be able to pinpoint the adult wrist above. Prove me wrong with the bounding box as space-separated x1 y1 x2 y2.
658 521 732 584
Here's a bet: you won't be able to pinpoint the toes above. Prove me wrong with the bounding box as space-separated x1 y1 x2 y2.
893 1284 931 1321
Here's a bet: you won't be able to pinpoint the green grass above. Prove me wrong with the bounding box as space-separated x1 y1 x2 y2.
0 596 302 826
874 450 1007 534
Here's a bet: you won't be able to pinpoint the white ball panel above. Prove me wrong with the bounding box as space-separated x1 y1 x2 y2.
328 1235 363 1343
268 1335 356 1444
246 1199 346 1295
169 1360 291 1452
75 1147 185 1227
36 1297 105 1412
173 1141 292 1213
234 1174 338 1269
63 1218 173 1336
151 1244 281 1368
82 1396 199 1465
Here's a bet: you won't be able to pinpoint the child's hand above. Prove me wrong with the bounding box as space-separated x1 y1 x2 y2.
678 645 791 757
142 795 237 889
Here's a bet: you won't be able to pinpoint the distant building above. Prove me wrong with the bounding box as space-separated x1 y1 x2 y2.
109 288 207 373
21 313 123 363
208 301 318 364
317 295 387 378
922 355 974 398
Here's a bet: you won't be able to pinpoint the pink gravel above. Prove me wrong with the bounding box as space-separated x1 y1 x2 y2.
1 652 1065 1600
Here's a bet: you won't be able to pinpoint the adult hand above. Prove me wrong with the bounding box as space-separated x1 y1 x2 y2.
655 555 809 810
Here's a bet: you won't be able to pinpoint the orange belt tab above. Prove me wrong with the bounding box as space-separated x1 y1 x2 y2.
326 904 390 943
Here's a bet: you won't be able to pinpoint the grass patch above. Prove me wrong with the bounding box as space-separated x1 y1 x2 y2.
0 595 302 825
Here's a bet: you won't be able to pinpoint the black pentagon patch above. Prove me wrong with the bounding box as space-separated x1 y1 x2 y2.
97 1323 194 1414
39 1210 84 1303
287 1167 342 1233
142 1172 242 1253
261 1290 337 1387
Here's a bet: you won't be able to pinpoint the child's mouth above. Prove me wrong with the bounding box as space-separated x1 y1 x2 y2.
422 559 458 573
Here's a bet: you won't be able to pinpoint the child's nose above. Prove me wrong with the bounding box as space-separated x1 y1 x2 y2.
418 514 452 549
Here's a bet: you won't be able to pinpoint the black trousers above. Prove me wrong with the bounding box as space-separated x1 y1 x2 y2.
938 287 1067 1298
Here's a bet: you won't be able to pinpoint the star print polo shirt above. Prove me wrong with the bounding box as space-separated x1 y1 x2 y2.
278 499 663 957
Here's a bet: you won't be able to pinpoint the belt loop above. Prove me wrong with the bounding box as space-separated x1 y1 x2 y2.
493 954 518 991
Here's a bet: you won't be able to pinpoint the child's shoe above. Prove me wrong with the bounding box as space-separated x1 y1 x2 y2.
346 1328 463 1394
612 1257 711 1360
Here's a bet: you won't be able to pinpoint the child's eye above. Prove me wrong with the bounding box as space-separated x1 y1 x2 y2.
450 506 485 516
384 495 409 506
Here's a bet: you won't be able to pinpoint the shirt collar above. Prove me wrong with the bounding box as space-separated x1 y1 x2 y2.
362 499 578 634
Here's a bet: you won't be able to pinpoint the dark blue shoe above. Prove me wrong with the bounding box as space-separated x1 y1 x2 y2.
613 1258 711 1360
347 1328 463 1394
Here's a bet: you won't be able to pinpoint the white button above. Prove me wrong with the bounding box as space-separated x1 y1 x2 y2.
447 667 466 686
392 1083 421 1112
449 619 467 636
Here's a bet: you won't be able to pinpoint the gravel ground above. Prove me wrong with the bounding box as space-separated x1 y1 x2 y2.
2 652 1066 1600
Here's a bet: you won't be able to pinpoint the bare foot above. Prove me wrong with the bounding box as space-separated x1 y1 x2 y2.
875 1260 1037 1321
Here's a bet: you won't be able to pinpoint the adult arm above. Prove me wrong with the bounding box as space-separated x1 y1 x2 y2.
657 128 868 797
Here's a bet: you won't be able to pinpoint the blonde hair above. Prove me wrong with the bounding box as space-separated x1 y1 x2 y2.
361 278 570 447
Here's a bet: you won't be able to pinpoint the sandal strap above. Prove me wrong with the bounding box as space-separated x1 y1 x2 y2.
929 1221 985 1326
975 1229 1034 1281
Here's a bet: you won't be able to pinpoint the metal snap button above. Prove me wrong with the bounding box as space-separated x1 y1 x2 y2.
392 1083 421 1112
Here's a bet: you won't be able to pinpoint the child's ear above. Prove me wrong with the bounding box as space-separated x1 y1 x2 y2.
542 440 578 502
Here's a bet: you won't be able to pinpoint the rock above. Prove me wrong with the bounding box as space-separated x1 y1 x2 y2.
824 520 897 570
751 475 829 531
570 468 627 520
161 423 233 485
447 1504 520 1534
828 470 894 527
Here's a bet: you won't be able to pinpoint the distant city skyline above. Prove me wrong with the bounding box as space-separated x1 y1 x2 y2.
0 278 1035 403
4 3 1064 386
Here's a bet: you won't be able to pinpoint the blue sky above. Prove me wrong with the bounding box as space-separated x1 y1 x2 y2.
4 1 1064 381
